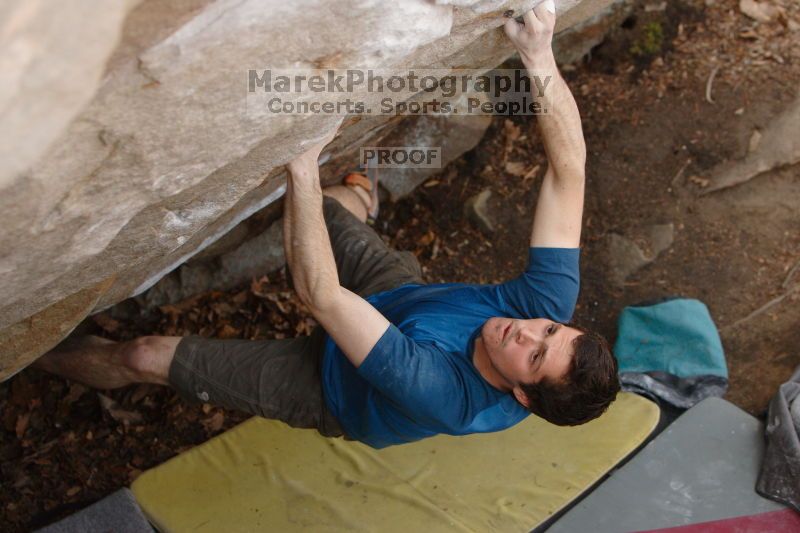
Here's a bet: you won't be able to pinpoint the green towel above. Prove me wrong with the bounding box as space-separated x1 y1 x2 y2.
614 298 727 378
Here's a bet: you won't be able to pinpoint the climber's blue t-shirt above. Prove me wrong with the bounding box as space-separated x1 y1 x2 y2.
321 247 580 449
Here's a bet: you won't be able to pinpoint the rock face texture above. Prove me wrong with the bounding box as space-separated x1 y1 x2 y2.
0 0 619 379
704 96 800 194
599 224 675 286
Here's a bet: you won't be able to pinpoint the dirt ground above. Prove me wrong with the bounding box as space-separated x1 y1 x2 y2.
2 0 799 530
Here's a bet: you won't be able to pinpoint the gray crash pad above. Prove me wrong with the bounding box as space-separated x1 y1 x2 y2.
35 488 152 533
547 397 786 532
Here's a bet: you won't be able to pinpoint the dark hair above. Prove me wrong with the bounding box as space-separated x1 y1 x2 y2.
519 325 620 426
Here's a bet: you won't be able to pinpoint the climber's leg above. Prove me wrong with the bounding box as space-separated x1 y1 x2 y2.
317 193 423 299
322 184 371 223
33 335 179 389
165 327 342 436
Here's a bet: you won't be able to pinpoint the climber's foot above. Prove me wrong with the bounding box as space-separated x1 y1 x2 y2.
322 172 380 224
343 169 380 224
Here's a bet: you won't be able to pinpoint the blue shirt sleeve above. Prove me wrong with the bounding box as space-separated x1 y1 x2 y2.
357 325 471 429
496 247 580 322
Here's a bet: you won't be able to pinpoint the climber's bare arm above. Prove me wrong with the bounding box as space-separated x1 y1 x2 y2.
284 131 390 368
505 1 585 248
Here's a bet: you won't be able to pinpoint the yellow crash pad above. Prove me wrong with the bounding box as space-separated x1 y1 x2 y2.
132 392 658 532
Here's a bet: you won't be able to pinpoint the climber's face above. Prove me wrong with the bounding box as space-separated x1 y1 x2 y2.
477 317 578 405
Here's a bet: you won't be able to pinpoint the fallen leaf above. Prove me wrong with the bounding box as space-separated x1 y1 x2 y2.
130 384 154 404
9 374 37 408
504 161 528 177
202 411 225 433
159 294 203 316
97 393 143 425
504 119 521 141
250 275 271 298
689 175 710 188
232 290 248 305
2 407 16 432
63 383 88 405
417 230 436 247
93 313 120 333
739 0 780 22
295 317 316 336
217 323 240 339
523 164 541 180
738 28 759 40
15 412 30 439
66 486 81 497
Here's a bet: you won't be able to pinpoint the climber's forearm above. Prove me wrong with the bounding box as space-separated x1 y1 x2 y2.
284 165 341 311
503 5 585 248
525 53 586 183
523 54 586 248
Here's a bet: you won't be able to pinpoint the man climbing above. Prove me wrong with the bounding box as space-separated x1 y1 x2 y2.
35 3 619 448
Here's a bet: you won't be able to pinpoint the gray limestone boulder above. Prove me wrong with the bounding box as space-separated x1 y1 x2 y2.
0 0 625 379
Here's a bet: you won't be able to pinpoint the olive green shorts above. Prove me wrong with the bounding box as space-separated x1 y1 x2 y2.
168 196 423 436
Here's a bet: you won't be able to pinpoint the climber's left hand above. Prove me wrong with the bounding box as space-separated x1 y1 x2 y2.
504 0 556 69
286 121 340 177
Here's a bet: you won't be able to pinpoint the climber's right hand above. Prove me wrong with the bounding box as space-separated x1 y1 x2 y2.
503 0 556 69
